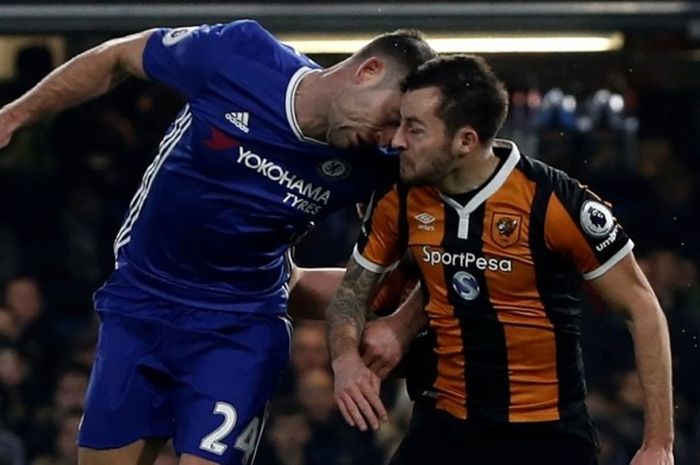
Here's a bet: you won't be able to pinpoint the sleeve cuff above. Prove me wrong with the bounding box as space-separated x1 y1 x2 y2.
352 245 398 274
583 240 634 280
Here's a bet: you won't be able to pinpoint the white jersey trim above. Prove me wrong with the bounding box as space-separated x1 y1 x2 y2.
285 66 327 146
352 245 398 274
113 106 192 259
583 239 635 280
439 139 521 240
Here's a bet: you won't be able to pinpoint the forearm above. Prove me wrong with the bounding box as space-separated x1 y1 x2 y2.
326 260 381 361
629 302 674 446
326 286 368 361
288 267 345 320
327 278 387 432
1 33 148 130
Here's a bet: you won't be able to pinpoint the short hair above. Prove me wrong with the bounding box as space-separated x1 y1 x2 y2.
355 29 436 74
402 54 509 141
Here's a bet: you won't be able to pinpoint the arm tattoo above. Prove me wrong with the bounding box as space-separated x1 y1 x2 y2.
326 259 383 356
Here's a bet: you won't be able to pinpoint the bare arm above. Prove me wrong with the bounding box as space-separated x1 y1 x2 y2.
0 30 153 148
590 253 674 464
287 266 345 320
326 257 386 431
326 258 384 361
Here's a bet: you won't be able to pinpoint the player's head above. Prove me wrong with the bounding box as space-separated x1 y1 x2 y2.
392 54 509 185
326 29 436 149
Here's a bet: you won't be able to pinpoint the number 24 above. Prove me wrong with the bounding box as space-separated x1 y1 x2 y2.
199 402 261 464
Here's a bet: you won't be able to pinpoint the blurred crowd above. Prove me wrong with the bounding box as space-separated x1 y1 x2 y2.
0 43 698 465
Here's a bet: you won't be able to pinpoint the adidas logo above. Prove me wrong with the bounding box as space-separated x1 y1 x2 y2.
225 111 250 133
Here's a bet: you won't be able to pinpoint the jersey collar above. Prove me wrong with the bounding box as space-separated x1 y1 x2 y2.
285 66 328 146
439 139 522 216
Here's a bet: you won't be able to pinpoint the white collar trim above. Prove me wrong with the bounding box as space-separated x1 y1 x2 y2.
439 139 521 216
285 66 327 146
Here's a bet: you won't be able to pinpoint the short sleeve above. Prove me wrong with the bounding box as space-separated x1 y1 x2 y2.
353 185 404 273
370 255 419 316
544 178 633 280
142 20 263 97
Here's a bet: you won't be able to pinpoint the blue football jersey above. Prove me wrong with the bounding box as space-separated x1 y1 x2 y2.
95 20 396 315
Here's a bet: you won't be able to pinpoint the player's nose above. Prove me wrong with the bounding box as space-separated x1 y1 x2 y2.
391 129 407 152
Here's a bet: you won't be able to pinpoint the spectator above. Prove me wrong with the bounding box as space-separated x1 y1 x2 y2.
24 364 89 460
30 408 82 465
278 321 329 395
0 307 19 341
3 277 62 390
0 338 37 431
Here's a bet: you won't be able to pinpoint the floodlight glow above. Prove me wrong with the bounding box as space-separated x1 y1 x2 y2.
281 33 624 54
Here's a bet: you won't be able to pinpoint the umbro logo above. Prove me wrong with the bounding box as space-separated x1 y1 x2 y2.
225 111 250 133
415 212 436 231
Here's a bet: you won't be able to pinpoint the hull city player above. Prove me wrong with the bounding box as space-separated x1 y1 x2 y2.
326 55 673 465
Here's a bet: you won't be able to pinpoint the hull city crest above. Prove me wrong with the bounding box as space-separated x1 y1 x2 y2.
491 212 522 248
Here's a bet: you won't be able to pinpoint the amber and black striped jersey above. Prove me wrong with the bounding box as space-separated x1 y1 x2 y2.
355 140 633 423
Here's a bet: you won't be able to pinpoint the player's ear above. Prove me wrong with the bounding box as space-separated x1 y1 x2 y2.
354 57 385 84
452 126 479 157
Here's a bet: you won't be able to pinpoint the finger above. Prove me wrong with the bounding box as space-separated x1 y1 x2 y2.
358 379 388 422
348 387 380 430
341 392 369 431
335 396 356 428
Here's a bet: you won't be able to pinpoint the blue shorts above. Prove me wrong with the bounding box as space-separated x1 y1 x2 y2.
79 286 292 465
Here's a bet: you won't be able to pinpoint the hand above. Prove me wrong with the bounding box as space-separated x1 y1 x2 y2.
361 316 408 379
630 444 673 465
331 351 387 431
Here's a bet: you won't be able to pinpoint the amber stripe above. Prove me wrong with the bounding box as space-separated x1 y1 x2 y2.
483 170 560 422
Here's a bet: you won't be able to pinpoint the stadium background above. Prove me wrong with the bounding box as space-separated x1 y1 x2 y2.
0 1 698 464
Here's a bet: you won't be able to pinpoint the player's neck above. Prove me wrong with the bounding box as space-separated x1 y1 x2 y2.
294 68 343 142
439 147 500 195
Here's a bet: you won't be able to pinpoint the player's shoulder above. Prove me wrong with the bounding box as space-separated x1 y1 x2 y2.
218 19 317 70
218 19 276 47
515 150 579 194
161 20 266 45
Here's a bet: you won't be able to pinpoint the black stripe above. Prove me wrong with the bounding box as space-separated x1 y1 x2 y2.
524 158 587 418
442 202 509 422
405 266 439 406
552 175 630 267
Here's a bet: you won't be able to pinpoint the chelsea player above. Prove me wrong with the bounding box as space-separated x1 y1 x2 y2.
0 20 434 465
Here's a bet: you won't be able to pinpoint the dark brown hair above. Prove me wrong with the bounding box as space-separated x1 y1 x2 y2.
402 54 509 141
